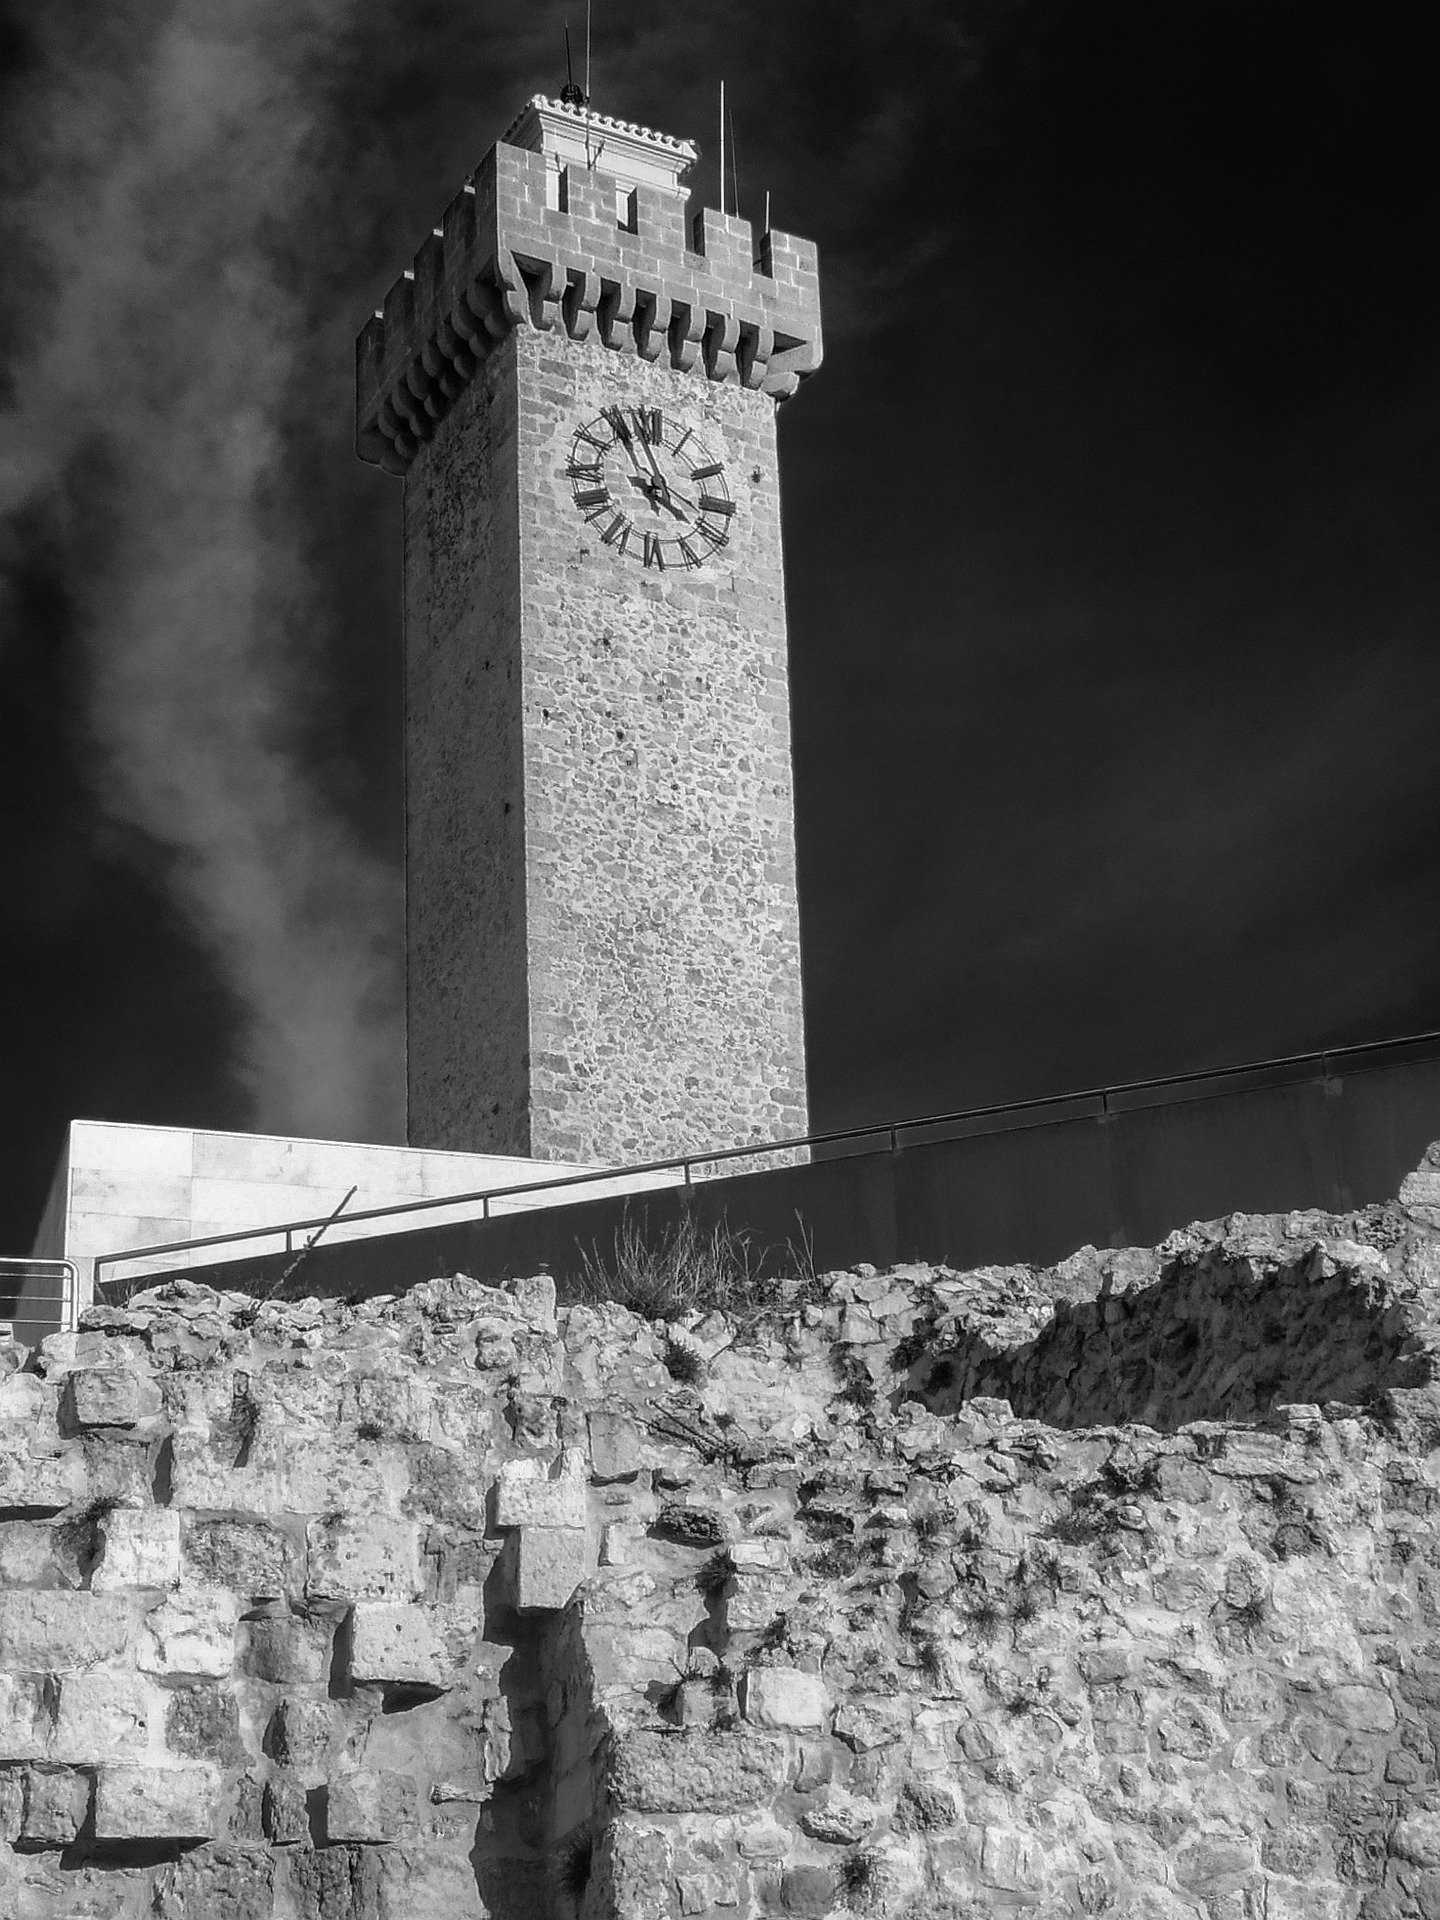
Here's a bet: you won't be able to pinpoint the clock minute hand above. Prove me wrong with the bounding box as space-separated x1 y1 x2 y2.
606 408 646 476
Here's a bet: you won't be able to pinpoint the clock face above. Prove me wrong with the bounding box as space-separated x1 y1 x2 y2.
568 405 736 570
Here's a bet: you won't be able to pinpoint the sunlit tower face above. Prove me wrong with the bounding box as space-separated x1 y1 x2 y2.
357 95 822 1164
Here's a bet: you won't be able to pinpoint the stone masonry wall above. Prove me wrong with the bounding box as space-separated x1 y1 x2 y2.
9 1148 1440 1917
404 323 808 1167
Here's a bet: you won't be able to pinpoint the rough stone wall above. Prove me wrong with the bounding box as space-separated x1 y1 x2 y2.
9 1149 1440 1917
404 320 809 1168
404 337 530 1156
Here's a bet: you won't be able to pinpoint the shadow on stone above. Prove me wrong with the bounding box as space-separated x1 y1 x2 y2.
909 1242 1431 1431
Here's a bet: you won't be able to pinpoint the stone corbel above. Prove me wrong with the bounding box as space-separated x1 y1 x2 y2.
434 317 480 379
513 252 565 332
492 253 532 330
668 300 706 375
739 324 774 391
563 268 604 343
703 311 742 386
634 291 669 363
388 378 432 440
420 339 462 399
461 273 512 342
406 361 445 423
762 369 802 401
598 277 638 355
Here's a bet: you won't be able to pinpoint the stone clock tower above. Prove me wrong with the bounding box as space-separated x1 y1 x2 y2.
357 97 822 1164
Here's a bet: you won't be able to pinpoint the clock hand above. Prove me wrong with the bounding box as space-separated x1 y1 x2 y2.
606 408 647 478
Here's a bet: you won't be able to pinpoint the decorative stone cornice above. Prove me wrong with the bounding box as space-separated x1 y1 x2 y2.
356 136 822 475
503 95 698 196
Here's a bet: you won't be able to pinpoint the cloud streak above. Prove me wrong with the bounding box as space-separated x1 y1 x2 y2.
0 0 402 1141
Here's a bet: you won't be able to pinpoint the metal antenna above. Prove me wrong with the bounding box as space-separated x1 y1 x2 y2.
584 0 597 168
764 188 771 232
728 103 741 225
719 80 726 217
560 22 585 109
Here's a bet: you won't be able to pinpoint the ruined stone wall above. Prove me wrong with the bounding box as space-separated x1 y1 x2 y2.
8 1149 1440 1918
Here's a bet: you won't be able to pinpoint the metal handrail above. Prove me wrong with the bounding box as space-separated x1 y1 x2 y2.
1 1257 81 1338
91 1023 1440 1295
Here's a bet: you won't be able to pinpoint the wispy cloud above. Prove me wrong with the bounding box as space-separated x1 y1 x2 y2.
0 0 402 1140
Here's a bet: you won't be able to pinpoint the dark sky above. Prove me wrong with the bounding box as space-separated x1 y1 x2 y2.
2 0 1439 1252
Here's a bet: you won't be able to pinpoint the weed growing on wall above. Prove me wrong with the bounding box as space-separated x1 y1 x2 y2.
570 1209 816 1324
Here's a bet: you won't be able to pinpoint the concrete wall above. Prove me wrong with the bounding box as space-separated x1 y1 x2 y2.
28 1121 682 1314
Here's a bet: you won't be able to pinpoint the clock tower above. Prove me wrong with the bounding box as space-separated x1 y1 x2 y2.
357 97 822 1164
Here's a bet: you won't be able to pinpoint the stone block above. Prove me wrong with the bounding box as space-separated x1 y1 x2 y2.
740 1666 827 1730
306 1514 422 1602
267 1696 339 1775
609 1729 788 1814
164 1684 244 1764
151 1844 276 1920
1174 1836 1258 1893
0 1445 88 1516
0 1672 51 1759
799 1786 879 1842
263 1773 310 1845
833 1699 910 1752
92 1506 182 1591
95 1763 221 1839
236 1611 333 1684
0 1518 81 1589
1393 1814 1440 1868
981 1824 1047 1893
1323 1684 1396 1732
281 1444 410 1518
601 1521 641 1565
377 1845 488 1920
504 1525 589 1612
0 1590 131 1671
52 1670 158 1762
64 1366 163 1429
781 1865 839 1915
349 1602 452 1687
326 1769 419 1843
589 1410 642 1481
169 1433 279 1514
495 1453 588 1528
139 1587 239 1678
405 1444 493 1527
184 1517 298 1597
22 1766 92 1845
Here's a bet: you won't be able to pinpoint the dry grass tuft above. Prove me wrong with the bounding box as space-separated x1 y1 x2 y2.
569 1211 815 1326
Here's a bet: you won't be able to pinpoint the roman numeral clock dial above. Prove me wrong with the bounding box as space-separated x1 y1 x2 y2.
568 406 736 569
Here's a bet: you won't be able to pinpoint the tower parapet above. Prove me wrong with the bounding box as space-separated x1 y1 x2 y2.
356 95 822 474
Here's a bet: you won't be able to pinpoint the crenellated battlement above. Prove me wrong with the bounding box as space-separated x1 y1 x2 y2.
356 113 822 474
